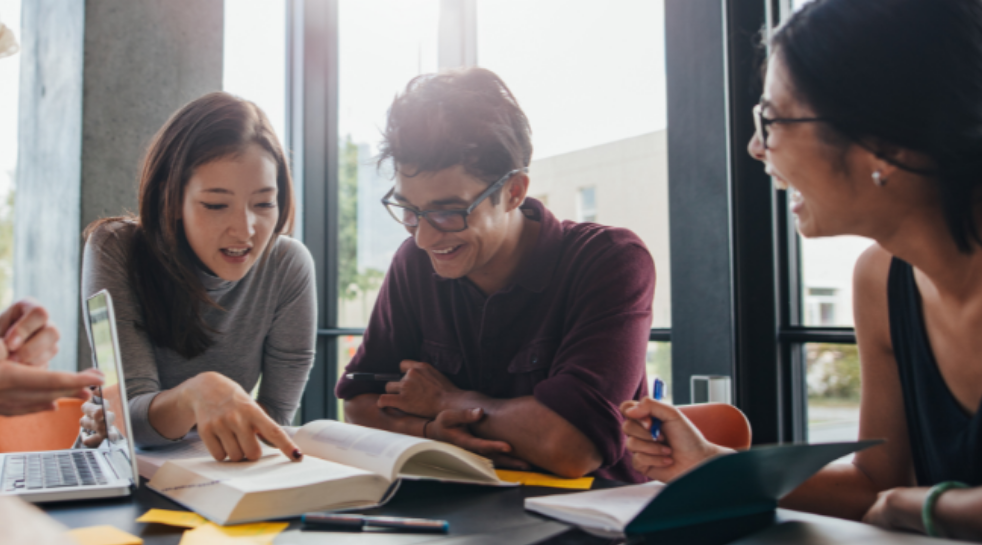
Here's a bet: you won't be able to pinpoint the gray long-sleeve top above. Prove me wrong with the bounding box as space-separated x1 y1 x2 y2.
81 221 317 447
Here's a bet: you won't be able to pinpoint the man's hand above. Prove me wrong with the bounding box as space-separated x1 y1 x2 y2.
0 361 102 416
425 408 529 470
620 397 731 482
378 360 462 418
0 298 60 366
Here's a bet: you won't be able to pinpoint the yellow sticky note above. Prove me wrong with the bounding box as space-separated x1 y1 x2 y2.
179 521 289 545
66 525 143 545
495 469 594 490
136 509 208 529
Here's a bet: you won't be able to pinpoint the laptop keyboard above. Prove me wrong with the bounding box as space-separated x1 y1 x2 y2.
3 451 108 492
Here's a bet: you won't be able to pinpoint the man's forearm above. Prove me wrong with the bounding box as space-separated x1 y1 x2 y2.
344 393 430 437
444 392 602 478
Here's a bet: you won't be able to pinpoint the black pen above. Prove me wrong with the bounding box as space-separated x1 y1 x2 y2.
302 513 449 533
345 372 404 382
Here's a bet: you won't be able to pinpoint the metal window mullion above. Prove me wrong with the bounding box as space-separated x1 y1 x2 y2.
771 0 808 442
293 0 340 423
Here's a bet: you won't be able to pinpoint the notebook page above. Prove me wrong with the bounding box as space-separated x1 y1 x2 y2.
524 481 666 532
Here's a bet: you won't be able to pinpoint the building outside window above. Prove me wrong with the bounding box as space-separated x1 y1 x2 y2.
578 186 597 223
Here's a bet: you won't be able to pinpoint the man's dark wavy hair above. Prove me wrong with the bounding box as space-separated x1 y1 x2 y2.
378 67 532 204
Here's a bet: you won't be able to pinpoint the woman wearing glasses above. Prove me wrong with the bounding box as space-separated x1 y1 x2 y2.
80 93 315 463
623 0 982 540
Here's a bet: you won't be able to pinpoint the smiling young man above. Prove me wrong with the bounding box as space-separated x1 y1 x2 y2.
336 68 656 482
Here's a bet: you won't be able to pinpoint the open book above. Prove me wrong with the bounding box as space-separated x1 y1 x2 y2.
136 420 512 525
525 440 881 538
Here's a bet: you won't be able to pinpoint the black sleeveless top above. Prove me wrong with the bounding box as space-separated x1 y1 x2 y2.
888 257 982 486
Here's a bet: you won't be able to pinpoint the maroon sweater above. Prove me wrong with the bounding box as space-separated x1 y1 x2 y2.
336 198 655 483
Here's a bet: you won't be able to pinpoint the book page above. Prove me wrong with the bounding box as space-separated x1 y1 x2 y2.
163 453 378 494
525 481 665 533
294 420 428 480
135 431 279 479
396 443 501 484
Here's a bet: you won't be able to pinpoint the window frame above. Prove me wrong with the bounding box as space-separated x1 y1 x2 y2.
287 0 858 444
289 0 695 423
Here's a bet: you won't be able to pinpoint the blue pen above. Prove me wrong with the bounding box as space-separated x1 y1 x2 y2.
650 378 665 440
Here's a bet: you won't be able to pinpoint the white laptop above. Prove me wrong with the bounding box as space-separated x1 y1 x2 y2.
0 289 139 502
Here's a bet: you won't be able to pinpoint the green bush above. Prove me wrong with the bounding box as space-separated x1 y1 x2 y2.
806 343 861 400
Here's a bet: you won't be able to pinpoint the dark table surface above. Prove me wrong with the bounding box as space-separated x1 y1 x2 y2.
43 478 615 544
42 479 962 545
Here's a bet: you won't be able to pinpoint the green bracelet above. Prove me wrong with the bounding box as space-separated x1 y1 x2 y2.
922 481 969 537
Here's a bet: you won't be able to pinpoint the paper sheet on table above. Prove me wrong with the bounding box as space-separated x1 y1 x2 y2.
136 509 208 529
495 469 594 489
525 480 665 532
178 521 289 545
66 525 143 545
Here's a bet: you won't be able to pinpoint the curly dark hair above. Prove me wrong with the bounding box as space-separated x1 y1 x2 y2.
377 67 532 204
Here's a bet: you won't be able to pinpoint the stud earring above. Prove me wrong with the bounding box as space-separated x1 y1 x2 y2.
872 170 886 187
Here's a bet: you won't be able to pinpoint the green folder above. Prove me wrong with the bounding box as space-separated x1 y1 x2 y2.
625 440 882 535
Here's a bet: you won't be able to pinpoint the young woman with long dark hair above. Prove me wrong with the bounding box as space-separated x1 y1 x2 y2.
622 0 982 540
81 92 315 462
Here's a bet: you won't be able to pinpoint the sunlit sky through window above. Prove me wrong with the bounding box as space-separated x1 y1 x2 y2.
478 0 667 160
223 0 288 145
1 1 670 204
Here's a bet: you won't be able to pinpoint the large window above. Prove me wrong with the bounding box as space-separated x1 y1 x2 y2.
0 0 21 309
302 0 672 420
775 0 864 444
799 235 870 445
223 0 288 144
477 0 671 329
336 0 438 329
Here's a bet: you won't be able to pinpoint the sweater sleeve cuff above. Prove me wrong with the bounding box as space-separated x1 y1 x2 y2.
128 391 187 448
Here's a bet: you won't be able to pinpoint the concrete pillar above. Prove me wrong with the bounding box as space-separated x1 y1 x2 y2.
16 0 223 372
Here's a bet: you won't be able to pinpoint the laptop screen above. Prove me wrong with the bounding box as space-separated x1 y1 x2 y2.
85 290 138 485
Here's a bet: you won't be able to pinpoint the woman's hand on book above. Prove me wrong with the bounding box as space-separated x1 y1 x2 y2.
187 372 302 463
378 360 463 418
620 398 731 482
425 407 530 470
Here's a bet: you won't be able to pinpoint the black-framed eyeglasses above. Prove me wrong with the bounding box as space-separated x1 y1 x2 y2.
381 167 529 233
753 103 829 150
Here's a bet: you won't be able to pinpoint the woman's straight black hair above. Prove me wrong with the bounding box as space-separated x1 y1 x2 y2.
772 0 982 253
